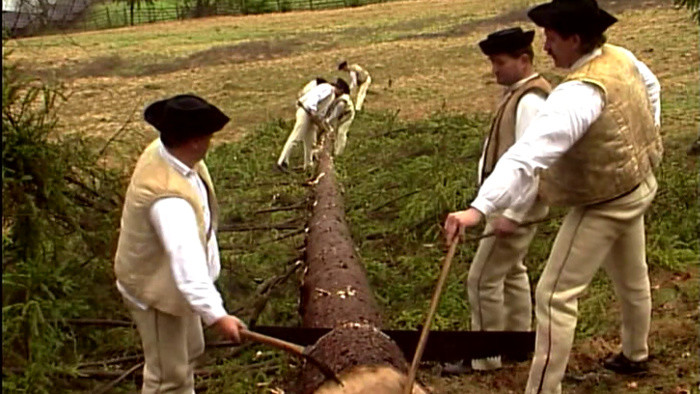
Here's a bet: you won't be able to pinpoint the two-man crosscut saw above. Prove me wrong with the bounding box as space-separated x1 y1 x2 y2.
248 325 534 362
249 215 561 363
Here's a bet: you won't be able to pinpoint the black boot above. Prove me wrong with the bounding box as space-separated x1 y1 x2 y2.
275 162 290 173
603 352 648 375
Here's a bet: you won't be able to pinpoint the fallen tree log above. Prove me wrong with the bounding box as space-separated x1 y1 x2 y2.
293 132 426 394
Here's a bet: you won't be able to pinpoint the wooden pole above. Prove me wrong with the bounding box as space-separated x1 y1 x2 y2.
404 240 459 394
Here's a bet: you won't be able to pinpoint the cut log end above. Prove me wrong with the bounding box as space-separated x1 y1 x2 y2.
296 324 410 394
314 365 427 394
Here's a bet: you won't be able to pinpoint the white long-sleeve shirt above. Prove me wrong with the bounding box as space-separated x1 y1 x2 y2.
117 141 227 326
299 83 336 116
298 79 318 99
476 73 547 222
471 46 661 217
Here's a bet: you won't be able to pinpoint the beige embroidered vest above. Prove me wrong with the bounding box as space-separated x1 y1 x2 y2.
349 64 369 84
114 139 219 316
539 44 663 206
328 93 356 127
481 75 552 182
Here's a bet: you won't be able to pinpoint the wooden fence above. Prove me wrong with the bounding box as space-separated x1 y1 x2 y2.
3 0 392 37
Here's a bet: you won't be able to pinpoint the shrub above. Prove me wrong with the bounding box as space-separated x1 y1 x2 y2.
2 43 127 392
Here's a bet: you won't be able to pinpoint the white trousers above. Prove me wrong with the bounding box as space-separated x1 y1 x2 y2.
126 299 203 394
333 117 354 156
468 200 548 370
355 76 372 111
525 173 657 394
277 107 317 169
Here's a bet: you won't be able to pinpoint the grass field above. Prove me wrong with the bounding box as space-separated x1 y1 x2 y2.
4 0 698 392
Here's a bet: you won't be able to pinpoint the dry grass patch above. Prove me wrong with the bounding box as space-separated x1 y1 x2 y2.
2 1 697 392
7 0 693 147
6 0 537 71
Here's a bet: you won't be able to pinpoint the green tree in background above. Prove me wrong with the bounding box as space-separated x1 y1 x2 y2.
675 0 700 23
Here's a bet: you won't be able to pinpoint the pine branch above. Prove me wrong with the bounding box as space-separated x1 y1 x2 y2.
62 318 133 327
369 190 421 212
219 219 304 232
254 202 307 214
91 361 143 394
79 354 143 368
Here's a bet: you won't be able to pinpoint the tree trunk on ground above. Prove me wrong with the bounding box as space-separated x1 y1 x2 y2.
293 133 421 393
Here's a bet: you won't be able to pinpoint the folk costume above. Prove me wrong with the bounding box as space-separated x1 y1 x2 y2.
115 95 232 394
469 27 551 371
339 61 371 111
326 93 356 155
468 1 662 392
277 78 349 171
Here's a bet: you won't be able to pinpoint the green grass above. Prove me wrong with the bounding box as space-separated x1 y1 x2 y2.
196 103 698 391
81 0 183 31
210 110 695 328
3 1 698 392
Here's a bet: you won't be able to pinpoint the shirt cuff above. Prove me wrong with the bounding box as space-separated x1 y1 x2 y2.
470 197 495 217
201 304 228 327
501 208 527 224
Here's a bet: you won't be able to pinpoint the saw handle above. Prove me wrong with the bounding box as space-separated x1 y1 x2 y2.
240 329 305 355
240 329 343 387
403 215 557 393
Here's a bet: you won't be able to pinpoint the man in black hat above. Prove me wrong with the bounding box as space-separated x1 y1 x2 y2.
338 60 371 111
444 0 662 392
325 90 356 156
277 78 350 172
114 94 246 393
444 27 551 375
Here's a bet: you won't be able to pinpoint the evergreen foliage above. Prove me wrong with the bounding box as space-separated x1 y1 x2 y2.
675 0 700 23
2 44 128 392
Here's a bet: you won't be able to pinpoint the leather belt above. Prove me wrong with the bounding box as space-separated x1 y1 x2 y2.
598 183 641 204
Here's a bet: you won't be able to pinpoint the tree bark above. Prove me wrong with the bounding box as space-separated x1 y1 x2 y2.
293 132 412 393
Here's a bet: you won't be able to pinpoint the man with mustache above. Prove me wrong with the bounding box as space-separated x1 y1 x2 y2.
443 0 662 392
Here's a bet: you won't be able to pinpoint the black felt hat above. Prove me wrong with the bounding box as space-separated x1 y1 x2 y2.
144 94 230 144
334 78 350 95
479 27 535 56
527 0 617 36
